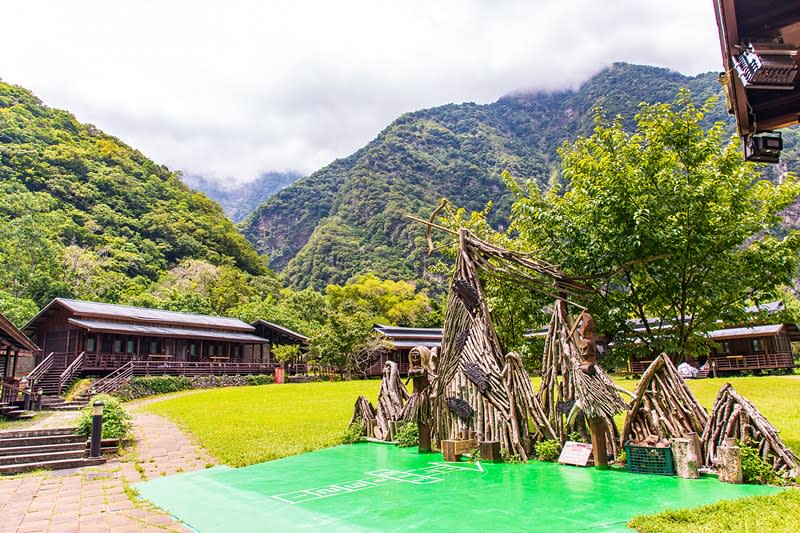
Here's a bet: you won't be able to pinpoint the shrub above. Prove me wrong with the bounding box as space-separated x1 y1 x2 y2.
738 440 781 485
534 439 561 462
246 374 274 386
395 422 419 447
342 421 365 444
77 394 132 440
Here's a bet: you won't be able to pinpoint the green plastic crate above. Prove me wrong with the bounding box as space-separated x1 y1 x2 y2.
625 443 675 475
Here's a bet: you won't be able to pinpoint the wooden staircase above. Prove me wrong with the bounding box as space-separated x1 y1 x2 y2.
0 428 108 475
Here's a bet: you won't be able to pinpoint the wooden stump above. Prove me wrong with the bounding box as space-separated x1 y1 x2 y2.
718 438 743 484
671 438 700 479
479 440 502 462
442 439 476 462
589 417 609 470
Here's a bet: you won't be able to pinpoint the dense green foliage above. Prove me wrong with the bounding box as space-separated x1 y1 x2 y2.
341 421 365 444
0 81 269 321
739 440 782 485
395 422 419 448
113 374 275 400
507 94 800 360
534 439 561 462
76 393 132 439
243 64 752 290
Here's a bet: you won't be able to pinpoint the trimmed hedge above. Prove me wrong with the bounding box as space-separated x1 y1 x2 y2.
114 374 274 401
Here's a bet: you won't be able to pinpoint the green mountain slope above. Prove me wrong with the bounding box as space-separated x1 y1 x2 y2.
184 171 302 223
0 81 266 306
242 63 739 290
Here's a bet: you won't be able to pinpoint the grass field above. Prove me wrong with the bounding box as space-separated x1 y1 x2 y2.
141 375 800 465
141 380 380 466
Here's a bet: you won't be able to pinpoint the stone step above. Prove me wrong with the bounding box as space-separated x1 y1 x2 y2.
0 441 86 457
48 404 84 411
0 434 86 448
0 449 87 466
6 411 36 420
0 457 105 475
0 427 76 439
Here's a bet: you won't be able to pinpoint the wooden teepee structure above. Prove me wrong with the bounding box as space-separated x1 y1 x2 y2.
620 354 708 446
537 300 628 457
702 383 798 479
430 229 561 459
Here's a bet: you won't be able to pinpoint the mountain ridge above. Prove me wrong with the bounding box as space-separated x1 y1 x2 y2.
241 63 739 290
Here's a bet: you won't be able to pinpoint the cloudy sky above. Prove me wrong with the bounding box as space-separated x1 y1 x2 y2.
1 1 722 186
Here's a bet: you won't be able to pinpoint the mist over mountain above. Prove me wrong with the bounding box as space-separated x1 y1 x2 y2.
183 171 302 223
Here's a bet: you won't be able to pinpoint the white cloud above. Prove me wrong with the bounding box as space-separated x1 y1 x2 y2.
0 0 721 184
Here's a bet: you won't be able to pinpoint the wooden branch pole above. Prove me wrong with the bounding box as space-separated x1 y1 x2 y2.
589 417 609 469
411 371 432 452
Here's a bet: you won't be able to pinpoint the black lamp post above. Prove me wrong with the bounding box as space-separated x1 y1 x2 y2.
89 400 104 458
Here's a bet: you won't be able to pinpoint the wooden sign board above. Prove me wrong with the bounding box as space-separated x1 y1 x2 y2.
558 441 593 467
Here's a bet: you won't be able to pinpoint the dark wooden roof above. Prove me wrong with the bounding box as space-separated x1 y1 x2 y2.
67 318 267 343
713 0 800 136
0 312 39 353
373 324 442 349
251 320 309 344
24 298 256 335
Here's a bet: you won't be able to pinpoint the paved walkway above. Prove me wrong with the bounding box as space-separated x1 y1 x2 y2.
0 400 217 532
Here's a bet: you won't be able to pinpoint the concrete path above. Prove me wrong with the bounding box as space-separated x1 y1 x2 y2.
0 397 218 532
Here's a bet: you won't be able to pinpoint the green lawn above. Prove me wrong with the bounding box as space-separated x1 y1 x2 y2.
142 375 800 465
141 380 380 466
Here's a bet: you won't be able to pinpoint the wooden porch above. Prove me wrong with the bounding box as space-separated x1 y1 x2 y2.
628 351 794 374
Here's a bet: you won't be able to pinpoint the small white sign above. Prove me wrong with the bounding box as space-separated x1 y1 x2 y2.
558 441 593 467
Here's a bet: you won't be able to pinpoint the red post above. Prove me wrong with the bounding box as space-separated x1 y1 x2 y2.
274 367 285 384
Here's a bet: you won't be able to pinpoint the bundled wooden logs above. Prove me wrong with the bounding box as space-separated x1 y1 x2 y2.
537 300 626 456
429 230 557 460
375 360 409 440
701 383 798 479
621 354 708 447
350 396 376 428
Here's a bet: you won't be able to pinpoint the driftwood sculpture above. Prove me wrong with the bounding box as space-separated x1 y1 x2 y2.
701 383 798 479
430 229 585 460
351 360 410 441
538 301 627 457
621 354 708 447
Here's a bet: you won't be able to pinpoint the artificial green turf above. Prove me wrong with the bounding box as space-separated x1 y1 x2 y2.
135 443 781 533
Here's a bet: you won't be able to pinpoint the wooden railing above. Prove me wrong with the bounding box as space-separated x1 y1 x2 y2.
58 351 85 394
629 352 794 374
131 361 278 376
26 352 55 386
91 361 134 395
712 352 793 371
83 352 131 370
1 378 31 405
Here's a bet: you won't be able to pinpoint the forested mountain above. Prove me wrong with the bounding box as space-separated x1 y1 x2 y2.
183 171 301 223
0 80 268 314
243 63 796 291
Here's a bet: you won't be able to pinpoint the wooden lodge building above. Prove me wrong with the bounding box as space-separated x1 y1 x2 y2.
627 322 800 374
1 312 39 381
19 298 291 393
369 324 442 376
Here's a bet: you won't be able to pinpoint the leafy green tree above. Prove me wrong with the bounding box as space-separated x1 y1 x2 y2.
0 290 39 326
508 93 800 360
